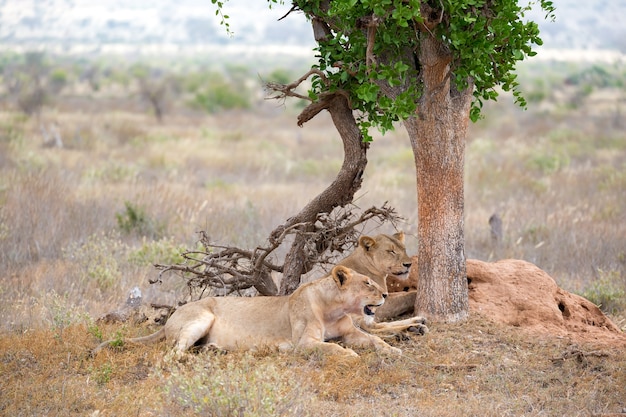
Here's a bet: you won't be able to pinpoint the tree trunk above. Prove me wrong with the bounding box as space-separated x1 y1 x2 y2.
404 34 473 322
276 93 368 295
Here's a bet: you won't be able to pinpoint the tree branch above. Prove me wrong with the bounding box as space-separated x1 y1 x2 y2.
153 203 403 298
265 68 329 102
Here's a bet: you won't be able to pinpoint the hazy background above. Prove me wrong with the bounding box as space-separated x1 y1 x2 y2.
1 0 625 54
0 0 624 327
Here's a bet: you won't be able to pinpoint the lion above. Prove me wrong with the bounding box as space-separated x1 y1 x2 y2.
92 265 401 358
337 232 427 336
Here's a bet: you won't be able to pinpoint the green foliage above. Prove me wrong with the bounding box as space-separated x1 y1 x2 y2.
187 72 251 113
91 362 114 386
49 68 68 93
87 319 103 342
47 291 75 330
110 330 125 349
444 0 553 119
581 270 626 315
210 0 233 35
1 51 68 115
283 0 555 138
528 151 569 175
265 68 293 84
116 201 164 238
128 236 186 266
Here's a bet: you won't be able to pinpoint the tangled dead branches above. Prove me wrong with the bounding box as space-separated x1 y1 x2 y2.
153 203 403 298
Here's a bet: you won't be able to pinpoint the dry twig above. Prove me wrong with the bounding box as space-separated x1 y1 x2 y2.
153 203 403 298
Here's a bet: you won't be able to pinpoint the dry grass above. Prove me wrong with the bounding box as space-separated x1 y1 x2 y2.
1 316 624 416
0 58 625 415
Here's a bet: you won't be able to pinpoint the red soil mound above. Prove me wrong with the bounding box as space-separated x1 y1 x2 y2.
466 259 625 346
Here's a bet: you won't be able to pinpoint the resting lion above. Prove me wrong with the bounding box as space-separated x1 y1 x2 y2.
337 232 427 336
92 265 400 357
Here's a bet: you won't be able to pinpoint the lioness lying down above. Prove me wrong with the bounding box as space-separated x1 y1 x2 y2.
337 232 428 336
93 265 400 357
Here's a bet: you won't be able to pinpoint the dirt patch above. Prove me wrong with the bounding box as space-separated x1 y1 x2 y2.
466 258 626 346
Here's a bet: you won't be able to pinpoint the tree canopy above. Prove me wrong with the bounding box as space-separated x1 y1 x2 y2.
279 0 555 139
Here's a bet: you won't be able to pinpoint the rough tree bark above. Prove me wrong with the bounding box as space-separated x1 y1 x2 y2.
274 93 369 295
403 33 473 322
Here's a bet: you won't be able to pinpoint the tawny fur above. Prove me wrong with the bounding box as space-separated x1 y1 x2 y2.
93 266 401 358
337 232 428 336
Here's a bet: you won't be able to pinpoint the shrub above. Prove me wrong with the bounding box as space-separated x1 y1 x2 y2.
581 270 626 314
91 362 114 386
62 231 127 292
44 291 87 341
116 201 164 239
128 236 186 266
188 72 251 113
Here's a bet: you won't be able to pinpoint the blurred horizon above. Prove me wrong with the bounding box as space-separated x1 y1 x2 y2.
0 0 625 60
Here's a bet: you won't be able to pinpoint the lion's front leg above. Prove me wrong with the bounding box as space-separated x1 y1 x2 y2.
292 317 359 357
295 332 359 357
367 316 429 337
335 316 402 356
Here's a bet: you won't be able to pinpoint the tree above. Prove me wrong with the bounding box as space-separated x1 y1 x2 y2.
2 52 68 116
131 65 180 122
270 0 554 322
203 0 554 321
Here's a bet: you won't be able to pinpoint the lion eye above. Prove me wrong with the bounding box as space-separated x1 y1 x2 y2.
388 250 396 255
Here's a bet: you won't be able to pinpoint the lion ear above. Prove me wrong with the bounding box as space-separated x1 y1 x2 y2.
359 236 376 251
332 265 352 288
393 231 405 243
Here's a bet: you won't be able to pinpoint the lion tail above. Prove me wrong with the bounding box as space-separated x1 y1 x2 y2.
91 328 166 356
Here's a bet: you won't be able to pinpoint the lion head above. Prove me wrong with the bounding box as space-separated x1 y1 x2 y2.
330 265 387 319
340 232 413 293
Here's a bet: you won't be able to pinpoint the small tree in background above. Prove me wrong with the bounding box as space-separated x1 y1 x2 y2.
2 52 68 116
186 71 251 113
132 64 181 122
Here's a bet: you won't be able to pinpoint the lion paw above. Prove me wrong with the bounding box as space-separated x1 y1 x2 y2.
407 324 429 335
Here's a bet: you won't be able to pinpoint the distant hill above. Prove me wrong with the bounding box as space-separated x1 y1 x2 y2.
0 0 313 51
525 0 626 52
0 0 624 54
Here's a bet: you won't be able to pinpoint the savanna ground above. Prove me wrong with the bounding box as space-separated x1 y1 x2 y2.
0 54 625 416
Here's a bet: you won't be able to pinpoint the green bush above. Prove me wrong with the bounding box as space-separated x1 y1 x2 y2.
187 72 251 113
116 201 164 238
581 270 626 315
91 362 114 386
128 236 186 266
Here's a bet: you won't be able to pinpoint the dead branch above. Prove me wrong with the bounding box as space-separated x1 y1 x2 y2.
265 68 330 103
153 203 403 298
277 5 298 21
